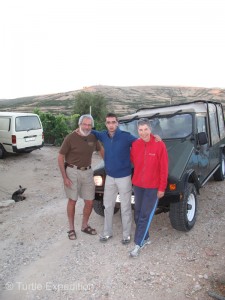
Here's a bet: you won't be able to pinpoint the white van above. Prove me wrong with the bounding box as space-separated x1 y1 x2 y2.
0 112 44 159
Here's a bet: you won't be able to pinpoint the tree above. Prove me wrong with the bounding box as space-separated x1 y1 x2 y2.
73 92 108 129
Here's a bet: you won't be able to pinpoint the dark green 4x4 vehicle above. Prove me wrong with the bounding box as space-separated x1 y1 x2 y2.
93 100 225 231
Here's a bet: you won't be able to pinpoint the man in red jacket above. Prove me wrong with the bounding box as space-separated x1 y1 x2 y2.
129 118 168 258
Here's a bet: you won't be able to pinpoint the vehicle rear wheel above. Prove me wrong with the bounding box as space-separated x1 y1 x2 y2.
169 183 197 232
0 144 5 159
213 152 225 181
93 200 120 217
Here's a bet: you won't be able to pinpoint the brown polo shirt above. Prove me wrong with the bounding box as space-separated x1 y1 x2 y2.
59 131 101 167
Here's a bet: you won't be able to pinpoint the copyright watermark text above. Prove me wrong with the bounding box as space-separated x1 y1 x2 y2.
5 281 93 292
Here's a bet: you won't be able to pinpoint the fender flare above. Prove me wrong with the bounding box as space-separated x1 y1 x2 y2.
183 169 200 194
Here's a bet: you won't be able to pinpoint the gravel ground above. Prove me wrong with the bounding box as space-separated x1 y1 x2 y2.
0 146 225 300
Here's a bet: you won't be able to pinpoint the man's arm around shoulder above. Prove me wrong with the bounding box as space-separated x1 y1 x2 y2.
91 129 105 141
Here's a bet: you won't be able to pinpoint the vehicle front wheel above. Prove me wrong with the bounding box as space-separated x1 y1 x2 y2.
93 200 120 217
213 152 225 181
169 183 197 232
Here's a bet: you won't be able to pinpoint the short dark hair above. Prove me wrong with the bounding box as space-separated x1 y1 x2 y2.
106 113 118 121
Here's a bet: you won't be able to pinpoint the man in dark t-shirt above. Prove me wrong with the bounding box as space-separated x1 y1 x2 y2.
58 115 104 240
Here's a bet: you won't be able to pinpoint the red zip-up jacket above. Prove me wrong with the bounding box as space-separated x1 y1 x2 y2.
130 135 168 191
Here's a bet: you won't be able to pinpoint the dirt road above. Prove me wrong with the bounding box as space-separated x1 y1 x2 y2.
0 146 225 300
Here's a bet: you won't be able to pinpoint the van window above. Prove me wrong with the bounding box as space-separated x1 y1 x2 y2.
0 117 10 131
15 116 41 132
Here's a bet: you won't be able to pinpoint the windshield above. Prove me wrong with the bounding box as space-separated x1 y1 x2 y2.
119 113 193 139
15 116 41 132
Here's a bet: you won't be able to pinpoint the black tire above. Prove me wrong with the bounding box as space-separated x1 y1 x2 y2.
93 200 120 217
213 152 225 181
0 144 5 159
169 183 197 232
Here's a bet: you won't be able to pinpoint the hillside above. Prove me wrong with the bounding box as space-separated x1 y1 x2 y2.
1 85 225 116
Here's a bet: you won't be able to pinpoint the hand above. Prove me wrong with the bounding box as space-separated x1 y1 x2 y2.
154 134 162 142
64 177 72 188
157 191 164 199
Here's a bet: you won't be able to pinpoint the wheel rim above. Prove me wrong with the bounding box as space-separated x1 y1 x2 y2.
187 193 196 222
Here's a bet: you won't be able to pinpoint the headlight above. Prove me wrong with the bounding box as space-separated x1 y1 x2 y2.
94 175 103 186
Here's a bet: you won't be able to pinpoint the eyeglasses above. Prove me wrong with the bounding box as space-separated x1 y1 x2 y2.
106 121 117 125
81 123 92 127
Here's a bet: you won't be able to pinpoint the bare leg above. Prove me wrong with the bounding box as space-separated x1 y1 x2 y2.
81 200 93 230
67 198 77 231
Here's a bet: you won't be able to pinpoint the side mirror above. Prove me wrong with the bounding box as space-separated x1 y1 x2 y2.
198 132 208 145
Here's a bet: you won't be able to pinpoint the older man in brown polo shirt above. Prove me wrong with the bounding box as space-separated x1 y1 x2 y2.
58 114 104 240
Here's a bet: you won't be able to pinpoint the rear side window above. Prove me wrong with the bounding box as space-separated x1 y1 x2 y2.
208 104 220 145
217 105 225 139
15 116 41 132
0 117 10 131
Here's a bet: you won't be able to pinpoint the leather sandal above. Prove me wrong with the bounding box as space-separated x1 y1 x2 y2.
67 230 77 240
81 225 97 235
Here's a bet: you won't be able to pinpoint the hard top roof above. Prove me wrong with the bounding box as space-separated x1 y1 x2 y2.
119 100 222 121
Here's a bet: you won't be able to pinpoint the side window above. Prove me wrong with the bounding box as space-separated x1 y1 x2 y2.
196 115 207 134
216 104 225 139
208 104 220 145
0 117 10 131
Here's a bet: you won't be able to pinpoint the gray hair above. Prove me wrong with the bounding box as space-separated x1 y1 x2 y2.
78 114 94 127
137 118 151 128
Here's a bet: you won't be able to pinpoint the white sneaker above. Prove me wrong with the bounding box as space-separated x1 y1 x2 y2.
99 235 112 243
129 245 141 258
121 235 131 245
141 238 151 249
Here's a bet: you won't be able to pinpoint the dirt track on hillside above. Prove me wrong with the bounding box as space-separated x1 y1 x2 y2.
0 146 225 300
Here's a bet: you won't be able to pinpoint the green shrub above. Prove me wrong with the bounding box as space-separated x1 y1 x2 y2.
34 109 79 146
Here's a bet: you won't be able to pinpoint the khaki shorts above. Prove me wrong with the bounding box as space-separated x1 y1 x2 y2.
64 167 95 201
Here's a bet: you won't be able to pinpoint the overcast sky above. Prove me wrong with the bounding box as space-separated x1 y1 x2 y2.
0 0 225 99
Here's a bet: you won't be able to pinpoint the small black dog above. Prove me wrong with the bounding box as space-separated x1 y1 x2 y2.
12 185 26 202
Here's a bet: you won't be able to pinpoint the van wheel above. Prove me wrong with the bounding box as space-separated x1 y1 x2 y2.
169 183 197 232
93 200 120 217
0 144 5 159
213 152 225 181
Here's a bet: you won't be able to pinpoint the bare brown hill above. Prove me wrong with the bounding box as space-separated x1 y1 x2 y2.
0 85 225 115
